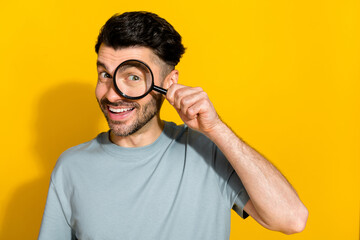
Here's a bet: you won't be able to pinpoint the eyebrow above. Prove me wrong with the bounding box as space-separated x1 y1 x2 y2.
96 60 108 70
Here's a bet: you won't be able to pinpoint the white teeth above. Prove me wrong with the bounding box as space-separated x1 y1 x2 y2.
109 107 133 113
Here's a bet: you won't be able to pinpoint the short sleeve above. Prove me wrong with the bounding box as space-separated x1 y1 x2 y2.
212 145 250 219
38 180 73 240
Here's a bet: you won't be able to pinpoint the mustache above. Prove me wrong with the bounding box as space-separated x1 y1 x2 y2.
100 98 140 108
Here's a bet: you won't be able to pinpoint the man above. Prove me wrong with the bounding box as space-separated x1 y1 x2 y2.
39 11 308 240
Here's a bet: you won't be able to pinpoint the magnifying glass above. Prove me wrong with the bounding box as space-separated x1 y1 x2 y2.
113 59 167 100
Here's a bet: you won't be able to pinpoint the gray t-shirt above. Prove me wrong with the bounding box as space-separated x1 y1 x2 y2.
38 121 249 240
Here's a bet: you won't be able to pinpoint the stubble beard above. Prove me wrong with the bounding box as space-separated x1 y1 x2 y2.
99 95 163 137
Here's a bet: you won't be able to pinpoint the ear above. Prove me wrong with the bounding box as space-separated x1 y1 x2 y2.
163 69 179 89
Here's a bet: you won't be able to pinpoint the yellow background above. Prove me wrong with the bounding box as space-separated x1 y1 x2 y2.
0 0 359 239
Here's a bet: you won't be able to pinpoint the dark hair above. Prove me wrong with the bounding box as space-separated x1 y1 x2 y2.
95 11 185 67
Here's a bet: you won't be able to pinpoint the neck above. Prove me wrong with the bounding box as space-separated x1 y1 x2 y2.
109 115 164 148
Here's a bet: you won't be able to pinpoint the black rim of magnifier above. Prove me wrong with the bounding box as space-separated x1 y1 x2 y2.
113 59 167 100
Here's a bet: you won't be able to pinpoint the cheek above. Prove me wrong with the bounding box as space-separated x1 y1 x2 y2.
95 83 106 101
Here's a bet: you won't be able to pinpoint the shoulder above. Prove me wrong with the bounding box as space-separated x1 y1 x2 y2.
51 132 107 180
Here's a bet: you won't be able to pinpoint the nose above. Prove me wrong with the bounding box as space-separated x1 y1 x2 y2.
104 81 125 103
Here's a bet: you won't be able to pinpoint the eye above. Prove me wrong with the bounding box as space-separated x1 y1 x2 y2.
128 75 140 81
100 72 111 78
98 71 112 83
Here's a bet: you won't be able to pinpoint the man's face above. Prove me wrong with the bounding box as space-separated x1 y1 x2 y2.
96 45 165 137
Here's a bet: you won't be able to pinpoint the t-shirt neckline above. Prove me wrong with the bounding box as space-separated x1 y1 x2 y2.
98 121 174 161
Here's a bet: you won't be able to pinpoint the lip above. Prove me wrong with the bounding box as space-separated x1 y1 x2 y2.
106 105 135 121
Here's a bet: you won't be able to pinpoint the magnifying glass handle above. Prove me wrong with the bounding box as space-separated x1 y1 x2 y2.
153 85 168 95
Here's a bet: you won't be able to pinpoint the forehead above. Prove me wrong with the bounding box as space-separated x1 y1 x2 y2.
97 45 160 71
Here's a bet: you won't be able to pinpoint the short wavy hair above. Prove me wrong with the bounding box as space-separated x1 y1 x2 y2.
95 11 185 67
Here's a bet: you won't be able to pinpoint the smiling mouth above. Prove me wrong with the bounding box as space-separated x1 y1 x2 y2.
108 106 135 114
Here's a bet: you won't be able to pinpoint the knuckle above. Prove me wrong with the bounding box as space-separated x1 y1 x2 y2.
200 99 210 109
180 98 188 106
196 86 203 92
174 89 182 99
187 107 194 114
201 91 208 97
187 108 196 118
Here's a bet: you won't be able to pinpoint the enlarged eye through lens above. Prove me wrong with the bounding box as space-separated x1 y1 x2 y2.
128 75 140 81
113 59 168 100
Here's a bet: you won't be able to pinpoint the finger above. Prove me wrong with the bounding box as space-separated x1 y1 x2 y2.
173 87 203 110
178 91 208 118
166 83 186 105
185 98 211 120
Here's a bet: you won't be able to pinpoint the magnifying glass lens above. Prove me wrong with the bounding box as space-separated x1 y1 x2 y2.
114 60 153 98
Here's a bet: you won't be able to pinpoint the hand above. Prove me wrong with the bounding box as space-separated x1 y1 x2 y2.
166 83 222 134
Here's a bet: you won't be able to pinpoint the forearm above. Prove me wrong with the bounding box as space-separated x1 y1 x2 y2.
166 83 308 233
205 120 308 233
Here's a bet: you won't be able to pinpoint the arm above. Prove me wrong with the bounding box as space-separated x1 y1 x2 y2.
206 121 308 234
38 180 73 240
166 84 308 234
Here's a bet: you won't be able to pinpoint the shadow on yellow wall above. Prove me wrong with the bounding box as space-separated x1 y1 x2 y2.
0 82 102 239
